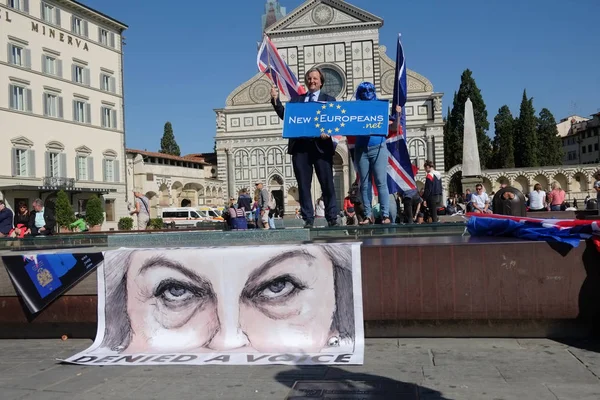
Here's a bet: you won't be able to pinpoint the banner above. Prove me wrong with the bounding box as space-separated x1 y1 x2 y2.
63 243 364 366
1 252 104 314
282 100 389 138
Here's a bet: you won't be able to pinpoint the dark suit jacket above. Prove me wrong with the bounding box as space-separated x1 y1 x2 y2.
29 207 56 233
271 92 337 155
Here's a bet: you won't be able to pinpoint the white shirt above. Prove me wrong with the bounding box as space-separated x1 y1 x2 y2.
471 193 489 210
304 90 320 102
529 190 546 209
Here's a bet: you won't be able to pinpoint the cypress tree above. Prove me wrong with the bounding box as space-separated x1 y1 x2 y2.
537 108 563 166
160 122 181 156
514 90 538 167
444 69 492 169
490 105 515 169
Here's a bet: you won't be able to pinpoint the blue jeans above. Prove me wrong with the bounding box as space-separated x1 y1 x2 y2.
356 143 389 218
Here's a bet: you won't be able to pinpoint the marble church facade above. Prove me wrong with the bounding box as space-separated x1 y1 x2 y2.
214 0 444 214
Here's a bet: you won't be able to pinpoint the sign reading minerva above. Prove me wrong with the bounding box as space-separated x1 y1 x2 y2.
282 100 389 138
0 7 89 51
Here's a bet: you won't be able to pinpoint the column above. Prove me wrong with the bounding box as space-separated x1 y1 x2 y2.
225 149 234 199
427 135 434 163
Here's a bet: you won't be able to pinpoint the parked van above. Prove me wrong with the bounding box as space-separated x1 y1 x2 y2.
160 207 206 228
197 206 224 221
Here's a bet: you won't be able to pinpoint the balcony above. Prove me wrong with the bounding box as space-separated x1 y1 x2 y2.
42 177 76 189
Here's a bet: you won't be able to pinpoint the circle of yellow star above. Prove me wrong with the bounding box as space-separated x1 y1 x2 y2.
322 105 327 109
335 127 340 132
314 117 319 121
320 128 325 133
316 110 321 115
315 123 320 128
336 105 341 109
327 129 332 134
340 122 346 127
341 109 346 114
329 103 334 108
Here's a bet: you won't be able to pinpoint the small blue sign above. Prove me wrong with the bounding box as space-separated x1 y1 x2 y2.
282 100 389 138
24 258 62 299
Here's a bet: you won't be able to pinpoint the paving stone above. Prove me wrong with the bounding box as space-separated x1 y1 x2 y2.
544 383 600 400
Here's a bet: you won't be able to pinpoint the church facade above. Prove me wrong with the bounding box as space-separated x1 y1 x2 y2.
214 0 444 213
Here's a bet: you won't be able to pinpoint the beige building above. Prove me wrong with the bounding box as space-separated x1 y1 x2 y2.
0 0 127 229
214 0 444 214
125 149 225 218
558 113 599 165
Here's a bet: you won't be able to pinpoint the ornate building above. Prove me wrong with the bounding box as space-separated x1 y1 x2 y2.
125 149 225 218
214 0 444 214
262 0 287 32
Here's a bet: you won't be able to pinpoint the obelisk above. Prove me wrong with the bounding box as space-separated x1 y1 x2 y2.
461 98 483 190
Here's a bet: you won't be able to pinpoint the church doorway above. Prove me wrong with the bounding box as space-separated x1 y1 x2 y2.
181 199 191 207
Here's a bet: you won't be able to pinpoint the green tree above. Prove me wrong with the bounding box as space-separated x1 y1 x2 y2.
514 90 538 167
490 105 515 169
55 190 75 230
444 69 492 169
159 121 181 156
537 108 563 166
85 195 104 228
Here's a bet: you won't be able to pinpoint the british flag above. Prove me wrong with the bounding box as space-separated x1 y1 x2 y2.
257 35 306 99
467 213 600 251
386 34 417 195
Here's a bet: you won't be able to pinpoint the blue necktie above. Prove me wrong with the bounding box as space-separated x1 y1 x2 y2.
308 93 315 102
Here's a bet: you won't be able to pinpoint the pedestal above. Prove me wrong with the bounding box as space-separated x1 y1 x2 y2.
461 175 483 192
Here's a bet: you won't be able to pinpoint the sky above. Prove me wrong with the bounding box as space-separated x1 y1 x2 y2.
82 0 599 154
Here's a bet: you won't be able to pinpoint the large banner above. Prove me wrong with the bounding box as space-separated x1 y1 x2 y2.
282 100 389 138
63 243 364 366
2 252 104 314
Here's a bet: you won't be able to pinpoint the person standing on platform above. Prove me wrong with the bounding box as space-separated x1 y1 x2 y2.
353 82 391 225
423 160 443 223
270 68 338 228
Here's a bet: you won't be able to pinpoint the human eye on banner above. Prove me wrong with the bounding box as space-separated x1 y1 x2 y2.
63 243 364 366
282 100 389 138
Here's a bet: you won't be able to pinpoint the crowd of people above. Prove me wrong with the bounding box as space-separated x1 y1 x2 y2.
0 199 57 238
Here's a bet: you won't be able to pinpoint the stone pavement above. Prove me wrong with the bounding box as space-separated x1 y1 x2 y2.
1 338 600 399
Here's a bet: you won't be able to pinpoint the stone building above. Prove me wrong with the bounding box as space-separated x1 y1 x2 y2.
0 0 128 230
214 0 444 214
558 113 600 165
125 149 225 218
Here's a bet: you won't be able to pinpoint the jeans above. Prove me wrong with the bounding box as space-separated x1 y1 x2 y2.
356 143 389 218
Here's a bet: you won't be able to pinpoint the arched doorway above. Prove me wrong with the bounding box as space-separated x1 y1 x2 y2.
145 191 158 218
269 174 284 214
448 171 462 195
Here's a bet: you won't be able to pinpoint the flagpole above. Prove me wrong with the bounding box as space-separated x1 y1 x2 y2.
263 34 277 90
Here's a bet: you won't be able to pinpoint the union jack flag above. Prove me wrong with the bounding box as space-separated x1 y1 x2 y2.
257 35 306 99
386 34 417 195
467 213 600 251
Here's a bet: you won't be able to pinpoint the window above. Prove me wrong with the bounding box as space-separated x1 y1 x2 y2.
100 73 116 93
75 155 94 181
9 84 32 112
71 16 88 37
48 152 60 177
43 92 63 118
8 0 29 12
8 44 30 68
72 100 91 124
98 28 116 48
12 148 34 177
41 2 60 26
101 106 117 129
72 64 89 85
320 66 345 98
102 153 120 183
105 200 115 222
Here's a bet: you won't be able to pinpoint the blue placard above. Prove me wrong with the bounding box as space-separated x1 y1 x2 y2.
24 257 62 299
282 100 389 138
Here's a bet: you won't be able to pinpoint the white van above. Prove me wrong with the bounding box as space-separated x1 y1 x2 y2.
161 207 206 228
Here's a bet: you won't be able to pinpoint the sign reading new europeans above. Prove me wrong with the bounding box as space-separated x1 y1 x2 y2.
282 100 389 138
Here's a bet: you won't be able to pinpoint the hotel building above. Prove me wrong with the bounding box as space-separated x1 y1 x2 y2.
0 0 127 230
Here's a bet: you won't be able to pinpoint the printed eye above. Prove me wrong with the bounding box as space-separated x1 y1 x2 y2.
254 275 307 301
154 279 207 309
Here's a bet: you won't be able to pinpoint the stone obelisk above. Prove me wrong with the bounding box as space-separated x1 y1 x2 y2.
461 98 483 190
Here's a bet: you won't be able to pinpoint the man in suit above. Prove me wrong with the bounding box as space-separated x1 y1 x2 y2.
270 68 338 228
